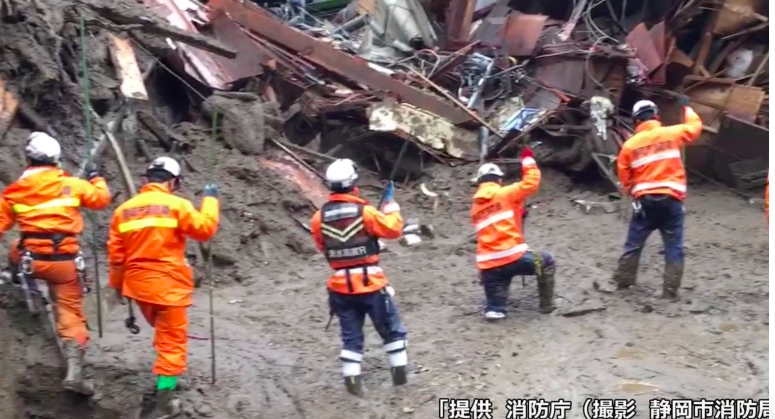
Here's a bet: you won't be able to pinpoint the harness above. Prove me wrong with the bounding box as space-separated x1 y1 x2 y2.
16 232 89 295
320 201 380 293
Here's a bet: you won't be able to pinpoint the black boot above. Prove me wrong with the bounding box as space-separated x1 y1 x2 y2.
344 375 363 396
662 263 683 301
139 389 181 419
612 253 640 289
537 265 556 314
391 366 407 386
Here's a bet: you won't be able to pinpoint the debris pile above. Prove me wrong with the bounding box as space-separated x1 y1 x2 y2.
1 0 768 201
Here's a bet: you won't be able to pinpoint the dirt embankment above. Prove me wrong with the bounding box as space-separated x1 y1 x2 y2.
0 0 769 417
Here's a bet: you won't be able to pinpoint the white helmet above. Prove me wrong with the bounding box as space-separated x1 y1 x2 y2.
632 100 658 120
25 132 61 164
325 158 358 190
147 156 181 177
476 163 504 181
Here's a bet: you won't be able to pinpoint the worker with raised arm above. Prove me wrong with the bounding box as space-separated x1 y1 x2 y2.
107 157 219 418
310 158 408 397
0 132 111 395
471 148 556 320
612 97 702 300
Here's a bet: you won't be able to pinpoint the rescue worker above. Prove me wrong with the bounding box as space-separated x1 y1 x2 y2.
309 158 408 396
0 132 111 395
613 97 702 299
471 148 555 320
107 157 219 418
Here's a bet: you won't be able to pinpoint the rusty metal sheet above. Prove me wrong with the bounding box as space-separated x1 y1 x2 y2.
626 23 663 75
0 76 19 139
107 34 149 101
208 12 268 81
648 21 667 85
502 12 548 57
534 52 585 96
208 0 473 125
446 0 475 46
470 0 509 45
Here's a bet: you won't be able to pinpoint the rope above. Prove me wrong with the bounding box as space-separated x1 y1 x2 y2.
79 15 103 338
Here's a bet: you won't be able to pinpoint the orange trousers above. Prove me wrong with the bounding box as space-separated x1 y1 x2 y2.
9 239 89 347
137 302 189 376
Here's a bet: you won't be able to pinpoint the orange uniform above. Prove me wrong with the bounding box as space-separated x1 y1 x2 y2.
471 156 540 271
107 183 219 376
0 167 110 346
617 106 703 201
310 193 403 294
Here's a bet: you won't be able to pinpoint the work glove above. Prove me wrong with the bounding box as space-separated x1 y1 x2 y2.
381 181 395 203
83 163 99 181
203 184 219 198
677 93 690 106
521 147 535 160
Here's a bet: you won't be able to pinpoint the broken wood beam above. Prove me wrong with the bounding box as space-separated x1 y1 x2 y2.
137 110 189 152
207 0 473 125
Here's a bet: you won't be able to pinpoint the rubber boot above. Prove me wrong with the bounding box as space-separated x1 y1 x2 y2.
391 366 408 386
62 341 94 396
344 375 363 396
662 263 683 301
612 253 640 289
140 389 182 419
537 267 556 314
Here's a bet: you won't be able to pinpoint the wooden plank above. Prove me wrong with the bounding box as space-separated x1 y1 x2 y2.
0 76 19 140
713 0 766 35
107 34 149 101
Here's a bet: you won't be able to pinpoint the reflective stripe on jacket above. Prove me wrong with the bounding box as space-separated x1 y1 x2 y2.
0 167 111 254
310 193 403 294
617 106 703 201
471 157 540 271
107 183 219 306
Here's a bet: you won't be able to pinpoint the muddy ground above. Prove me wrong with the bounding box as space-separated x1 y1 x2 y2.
0 0 769 417
0 154 768 418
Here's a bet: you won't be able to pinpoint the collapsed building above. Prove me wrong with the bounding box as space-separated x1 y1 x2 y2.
1 0 769 202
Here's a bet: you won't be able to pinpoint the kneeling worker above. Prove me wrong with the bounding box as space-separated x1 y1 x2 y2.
471 148 556 320
0 132 111 395
310 158 408 396
108 157 219 418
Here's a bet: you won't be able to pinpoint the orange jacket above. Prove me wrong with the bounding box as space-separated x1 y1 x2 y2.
471 156 540 271
310 193 403 294
0 167 111 254
107 183 219 306
617 106 703 201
